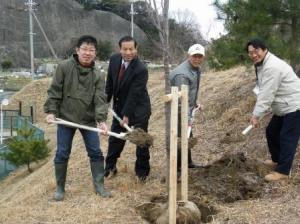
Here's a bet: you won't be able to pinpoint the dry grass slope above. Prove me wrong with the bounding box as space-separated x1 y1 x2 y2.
0 66 300 224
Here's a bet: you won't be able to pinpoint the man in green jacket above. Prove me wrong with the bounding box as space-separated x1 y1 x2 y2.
44 35 111 200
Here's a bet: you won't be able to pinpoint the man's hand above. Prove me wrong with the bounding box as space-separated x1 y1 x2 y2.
250 116 259 128
97 122 108 135
46 114 55 124
121 116 129 127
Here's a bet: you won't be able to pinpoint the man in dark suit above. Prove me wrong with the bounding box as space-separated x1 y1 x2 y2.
105 36 151 181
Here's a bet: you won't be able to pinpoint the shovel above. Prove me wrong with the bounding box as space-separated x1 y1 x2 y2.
242 111 272 135
109 109 154 147
184 107 199 150
51 118 127 140
187 107 198 138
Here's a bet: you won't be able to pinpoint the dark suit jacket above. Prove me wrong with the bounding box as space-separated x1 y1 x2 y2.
106 53 151 125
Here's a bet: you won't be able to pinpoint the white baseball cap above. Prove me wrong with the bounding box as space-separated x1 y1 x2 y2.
188 44 205 56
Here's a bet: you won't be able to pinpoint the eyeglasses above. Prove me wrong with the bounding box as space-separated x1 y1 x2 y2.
79 47 96 53
248 48 260 56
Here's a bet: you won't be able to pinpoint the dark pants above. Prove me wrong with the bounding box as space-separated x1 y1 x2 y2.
266 110 300 175
105 118 150 177
177 113 195 170
54 124 104 164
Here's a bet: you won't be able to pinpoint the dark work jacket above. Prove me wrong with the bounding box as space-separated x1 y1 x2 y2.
105 53 151 125
44 55 108 126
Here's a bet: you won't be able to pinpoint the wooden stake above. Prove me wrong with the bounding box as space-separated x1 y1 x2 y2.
181 85 188 202
169 86 178 224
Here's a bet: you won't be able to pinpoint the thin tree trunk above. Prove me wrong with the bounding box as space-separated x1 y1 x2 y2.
161 0 171 187
290 15 300 77
27 162 32 173
145 0 170 185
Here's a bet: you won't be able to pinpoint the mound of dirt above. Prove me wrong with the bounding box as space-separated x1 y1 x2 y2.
189 152 269 203
139 152 272 223
4 78 51 122
136 200 201 224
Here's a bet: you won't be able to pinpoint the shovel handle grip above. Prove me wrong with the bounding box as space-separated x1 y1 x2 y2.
109 109 132 132
242 125 253 135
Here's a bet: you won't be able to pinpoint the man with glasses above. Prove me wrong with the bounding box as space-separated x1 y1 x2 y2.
246 38 300 181
44 35 111 200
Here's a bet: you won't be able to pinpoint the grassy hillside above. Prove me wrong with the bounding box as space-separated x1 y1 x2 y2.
0 66 300 223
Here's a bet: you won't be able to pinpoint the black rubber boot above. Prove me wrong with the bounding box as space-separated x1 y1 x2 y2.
188 149 202 168
54 162 68 201
90 160 112 198
104 164 118 178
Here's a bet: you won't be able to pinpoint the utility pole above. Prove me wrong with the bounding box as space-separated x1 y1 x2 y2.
130 1 136 38
25 0 36 79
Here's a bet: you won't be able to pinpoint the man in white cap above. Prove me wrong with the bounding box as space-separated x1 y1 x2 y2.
169 44 205 170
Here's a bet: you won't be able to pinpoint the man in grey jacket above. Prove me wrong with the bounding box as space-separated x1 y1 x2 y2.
246 38 300 181
169 44 205 169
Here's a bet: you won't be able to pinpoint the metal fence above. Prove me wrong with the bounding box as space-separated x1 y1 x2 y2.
0 144 15 180
0 116 44 180
16 116 44 140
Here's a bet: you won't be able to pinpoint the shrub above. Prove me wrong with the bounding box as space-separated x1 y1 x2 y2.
0 126 50 173
1 60 13 71
97 39 112 60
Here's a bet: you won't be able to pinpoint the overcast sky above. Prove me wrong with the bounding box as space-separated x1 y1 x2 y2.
169 0 227 40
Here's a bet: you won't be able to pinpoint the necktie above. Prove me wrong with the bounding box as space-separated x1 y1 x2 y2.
118 63 126 81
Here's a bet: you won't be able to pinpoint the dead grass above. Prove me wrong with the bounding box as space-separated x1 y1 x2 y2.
0 66 300 223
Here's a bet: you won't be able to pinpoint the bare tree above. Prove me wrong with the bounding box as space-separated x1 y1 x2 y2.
145 0 170 79
169 9 204 62
170 9 199 30
145 0 171 179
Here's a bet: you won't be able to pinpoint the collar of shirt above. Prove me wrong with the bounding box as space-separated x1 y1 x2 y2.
121 59 130 69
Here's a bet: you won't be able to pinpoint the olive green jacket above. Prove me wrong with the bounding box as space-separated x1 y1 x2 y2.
44 55 108 126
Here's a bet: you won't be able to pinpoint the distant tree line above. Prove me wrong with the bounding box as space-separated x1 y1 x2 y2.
208 0 300 75
75 0 205 62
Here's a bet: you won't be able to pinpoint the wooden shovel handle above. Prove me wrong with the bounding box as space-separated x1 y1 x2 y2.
52 118 125 139
109 109 132 132
242 125 253 135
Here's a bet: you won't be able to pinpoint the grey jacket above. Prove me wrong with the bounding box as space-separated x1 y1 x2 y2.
169 60 201 120
253 52 300 117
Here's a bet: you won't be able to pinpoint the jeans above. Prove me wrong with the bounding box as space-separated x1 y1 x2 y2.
266 110 300 175
54 124 103 164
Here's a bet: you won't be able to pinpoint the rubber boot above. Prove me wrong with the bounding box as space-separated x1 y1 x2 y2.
188 149 202 168
54 162 68 201
90 160 112 198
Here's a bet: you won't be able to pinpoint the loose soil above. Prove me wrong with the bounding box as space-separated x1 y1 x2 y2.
125 128 154 147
